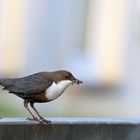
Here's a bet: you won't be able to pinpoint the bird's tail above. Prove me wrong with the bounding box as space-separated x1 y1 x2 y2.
0 78 15 89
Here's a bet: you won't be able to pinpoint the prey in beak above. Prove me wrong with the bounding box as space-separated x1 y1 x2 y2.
72 79 83 85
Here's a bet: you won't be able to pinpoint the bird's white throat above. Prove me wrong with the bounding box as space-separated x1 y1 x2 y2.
45 80 72 100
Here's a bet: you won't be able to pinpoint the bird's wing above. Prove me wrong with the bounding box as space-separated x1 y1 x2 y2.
0 78 16 88
0 74 52 95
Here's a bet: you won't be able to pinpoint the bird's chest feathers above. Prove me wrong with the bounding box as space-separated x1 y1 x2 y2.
45 80 72 100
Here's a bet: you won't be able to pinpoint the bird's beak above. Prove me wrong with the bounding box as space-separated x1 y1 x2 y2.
72 79 83 85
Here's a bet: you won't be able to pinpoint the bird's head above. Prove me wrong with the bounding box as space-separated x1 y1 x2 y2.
53 70 83 85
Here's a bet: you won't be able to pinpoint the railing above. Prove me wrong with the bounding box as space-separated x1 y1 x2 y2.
0 118 140 140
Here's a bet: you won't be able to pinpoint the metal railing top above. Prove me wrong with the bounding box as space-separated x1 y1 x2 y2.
0 118 140 125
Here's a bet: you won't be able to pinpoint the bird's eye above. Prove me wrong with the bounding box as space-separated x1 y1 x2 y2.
65 76 69 79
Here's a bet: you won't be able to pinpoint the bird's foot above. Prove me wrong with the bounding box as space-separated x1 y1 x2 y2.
26 117 38 121
39 117 51 125
39 117 52 125
26 117 51 125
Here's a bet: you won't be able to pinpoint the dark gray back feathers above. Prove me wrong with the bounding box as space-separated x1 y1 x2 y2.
0 73 52 95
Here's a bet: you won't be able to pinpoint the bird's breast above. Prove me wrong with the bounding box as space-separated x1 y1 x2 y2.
45 80 72 100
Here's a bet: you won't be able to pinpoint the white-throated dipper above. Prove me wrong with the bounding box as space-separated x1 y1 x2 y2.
0 70 83 125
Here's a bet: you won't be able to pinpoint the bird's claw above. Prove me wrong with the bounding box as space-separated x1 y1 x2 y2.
26 117 38 121
27 117 51 125
39 118 52 125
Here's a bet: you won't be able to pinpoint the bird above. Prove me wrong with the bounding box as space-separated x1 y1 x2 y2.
0 70 83 125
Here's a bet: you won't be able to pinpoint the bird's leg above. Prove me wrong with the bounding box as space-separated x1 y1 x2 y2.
30 102 51 125
24 100 38 121
30 102 43 119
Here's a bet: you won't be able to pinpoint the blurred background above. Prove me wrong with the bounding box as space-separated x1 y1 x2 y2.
0 0 140 118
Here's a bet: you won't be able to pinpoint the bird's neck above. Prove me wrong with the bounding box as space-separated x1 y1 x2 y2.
45 80 72 100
